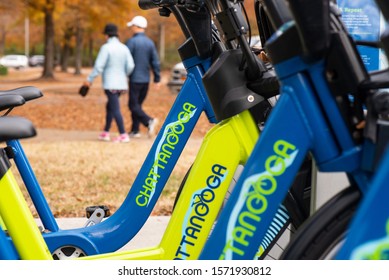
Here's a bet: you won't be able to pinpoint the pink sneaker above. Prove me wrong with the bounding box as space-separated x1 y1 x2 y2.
98 132 110 141
113 133 130 143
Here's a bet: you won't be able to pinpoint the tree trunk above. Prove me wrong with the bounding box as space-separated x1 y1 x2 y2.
61 27 73 72
74 24 83 75
88 37 93 67
0 27 6 56
42 0 55 79
158 23 165 63
61 43 70 72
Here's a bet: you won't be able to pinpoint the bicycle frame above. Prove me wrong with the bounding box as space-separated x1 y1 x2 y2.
2 52 219 257
81 109 259 260
335 146 389 259
0 1 306 260
1 0 282 259
0 0 284 259
0 146 52 260
0 170 52 260
2 0 238 256
0 62 267 260
0 50 267 260
198 22 372 259
2 60 269 260
335 0 389 259
7 55 216 234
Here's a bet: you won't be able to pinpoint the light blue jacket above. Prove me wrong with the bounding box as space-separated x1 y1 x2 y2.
88 37 135 90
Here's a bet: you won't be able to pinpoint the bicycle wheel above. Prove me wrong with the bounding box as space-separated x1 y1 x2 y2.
280 186 361 260
258 156 312 260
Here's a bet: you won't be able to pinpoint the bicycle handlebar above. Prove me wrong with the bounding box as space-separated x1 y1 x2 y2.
137 0 189 38
138 0 176 10
139 0 203 12
138 0 158 10
138 0 211 58
286 0 330 61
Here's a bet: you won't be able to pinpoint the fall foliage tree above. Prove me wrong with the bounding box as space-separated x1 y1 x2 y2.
26 0 56 79
0 1 25 56
2 0 259 75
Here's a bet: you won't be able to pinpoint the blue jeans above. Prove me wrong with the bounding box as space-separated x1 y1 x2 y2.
128 82 151 133
104 90 125 134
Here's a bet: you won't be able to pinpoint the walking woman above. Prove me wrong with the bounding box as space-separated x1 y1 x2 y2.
83 23 135 143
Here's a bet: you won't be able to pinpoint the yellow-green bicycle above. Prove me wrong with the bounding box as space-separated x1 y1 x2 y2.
0 0 310 260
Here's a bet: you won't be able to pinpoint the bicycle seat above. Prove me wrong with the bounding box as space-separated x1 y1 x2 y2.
0 86 43 102
0 95 25 111
0 116 36 142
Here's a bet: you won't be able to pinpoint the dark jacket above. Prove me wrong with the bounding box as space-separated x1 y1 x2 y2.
125 32 161 84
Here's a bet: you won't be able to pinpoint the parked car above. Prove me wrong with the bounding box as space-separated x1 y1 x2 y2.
167 36 263 94
29 55 45 67
0 55 28 69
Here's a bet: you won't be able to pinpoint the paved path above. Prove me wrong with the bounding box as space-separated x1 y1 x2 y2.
29 128 113 142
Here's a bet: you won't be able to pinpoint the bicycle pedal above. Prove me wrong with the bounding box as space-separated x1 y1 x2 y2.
85 205 110 218
38 225 44 233
84 205 110 227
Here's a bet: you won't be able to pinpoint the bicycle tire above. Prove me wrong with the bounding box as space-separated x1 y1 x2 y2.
280 186 361 260
172 165 192 210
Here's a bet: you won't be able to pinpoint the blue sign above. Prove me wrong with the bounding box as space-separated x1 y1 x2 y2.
337 0 384 71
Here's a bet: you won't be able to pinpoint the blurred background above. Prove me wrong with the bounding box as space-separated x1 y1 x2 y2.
0 0 258 79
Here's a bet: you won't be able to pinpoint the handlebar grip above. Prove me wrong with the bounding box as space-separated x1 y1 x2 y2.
287 0 330 60
138 0 159 10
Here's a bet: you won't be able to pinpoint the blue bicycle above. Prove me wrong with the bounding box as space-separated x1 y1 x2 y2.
196 0 384 259
2 11 219 257
1 1 285 259
279 0 389 260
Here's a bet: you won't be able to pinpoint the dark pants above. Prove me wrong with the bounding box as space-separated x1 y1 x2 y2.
104 90 125 134
129 82 151 132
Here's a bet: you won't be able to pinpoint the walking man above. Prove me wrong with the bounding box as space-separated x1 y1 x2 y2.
126 15 160 138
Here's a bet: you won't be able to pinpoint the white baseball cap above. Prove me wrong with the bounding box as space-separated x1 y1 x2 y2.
127 16 147 29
